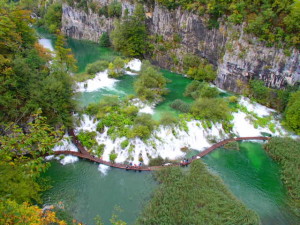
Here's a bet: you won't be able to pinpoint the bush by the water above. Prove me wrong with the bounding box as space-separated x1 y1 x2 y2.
159 112 179 127
86 60 109 75
184 80 219 99
137 160 260 224
108 57 125 78
134 61 169 102
264 137 300 217
191 98 232 122
99 32 110 47
170 99 191 113
77 131 97 149
182 54 216 82
284 90 300 135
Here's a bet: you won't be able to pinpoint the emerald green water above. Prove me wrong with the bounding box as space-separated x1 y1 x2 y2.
203 142 298 225
38 32 298 225
42 161 156 225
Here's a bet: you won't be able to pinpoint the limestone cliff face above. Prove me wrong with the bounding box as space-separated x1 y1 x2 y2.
62 4 114 42
61 1 300 92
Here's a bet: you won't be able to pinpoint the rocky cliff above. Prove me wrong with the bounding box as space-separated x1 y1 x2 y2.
61 1 300 92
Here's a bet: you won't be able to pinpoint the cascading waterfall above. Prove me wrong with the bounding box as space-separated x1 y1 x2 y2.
39 37 292 170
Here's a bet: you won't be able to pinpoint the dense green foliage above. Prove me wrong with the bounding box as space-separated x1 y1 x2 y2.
159 112 179 127
264 137 300 217
191 98 232 122
134 61 169 102
184 81 220 99
86 60 109 75
157 0 300 48
99 32 111 47
137 160 260 224
0 3 76 128
107 0 122 18
86 96 157 140
284 91 300 134
182 54 217 81
108 57 126 78
110 3 148 57
77 131 98 149
0 113 61 204
38 3 62 33
170 99 191 113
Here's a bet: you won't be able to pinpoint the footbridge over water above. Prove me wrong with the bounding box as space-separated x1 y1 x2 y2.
52 130 270 171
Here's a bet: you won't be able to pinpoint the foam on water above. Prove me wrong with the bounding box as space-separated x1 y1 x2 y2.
59 155 79 165
75 114 229 165
239 97 275 117
98 164 110 175
53 134 78 152
76 70 119 92
126 59 142 72
38 38 54 52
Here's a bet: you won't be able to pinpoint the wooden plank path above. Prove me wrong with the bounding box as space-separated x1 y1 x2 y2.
51 129 270 171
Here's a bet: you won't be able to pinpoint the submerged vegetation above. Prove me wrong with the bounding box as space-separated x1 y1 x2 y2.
264 137 300 217
137 160 261 225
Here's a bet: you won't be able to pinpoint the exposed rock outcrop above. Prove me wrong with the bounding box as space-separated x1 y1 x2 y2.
61 1 300 93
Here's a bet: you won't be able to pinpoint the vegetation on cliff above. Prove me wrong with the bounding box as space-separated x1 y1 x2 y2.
110 3 149 57
157 0 300 48
137 160 261 225
264 137 300 217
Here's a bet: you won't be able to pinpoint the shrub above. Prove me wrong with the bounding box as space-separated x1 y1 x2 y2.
109 153 118 163
159 112 179 127
86 60 109 75
148 156 164 166
134 61 169 102
184 81 219 99
108 57 125 78
121 139 129 149
191 98 231 122
170 99 191 113
107 1 122 18
99 32 110 47
95 144 105 157
77 131 97 149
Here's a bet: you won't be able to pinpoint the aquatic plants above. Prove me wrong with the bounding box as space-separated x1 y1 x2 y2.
137 160 261 225
264 137 300 217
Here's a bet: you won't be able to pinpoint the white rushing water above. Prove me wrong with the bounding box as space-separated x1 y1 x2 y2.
50 134 79 165
74 95 292 166
38 38 54 52
76 70 119 92
49 55 294 167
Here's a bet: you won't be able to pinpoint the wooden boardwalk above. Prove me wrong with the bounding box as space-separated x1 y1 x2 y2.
52 130 270 171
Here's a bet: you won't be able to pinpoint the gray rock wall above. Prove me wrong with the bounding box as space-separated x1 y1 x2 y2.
61 1 300 92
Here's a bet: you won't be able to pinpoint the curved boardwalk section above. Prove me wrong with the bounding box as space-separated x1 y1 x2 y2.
52 130 270 171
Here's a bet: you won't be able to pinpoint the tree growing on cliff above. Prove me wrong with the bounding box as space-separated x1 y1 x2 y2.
110 3 148 58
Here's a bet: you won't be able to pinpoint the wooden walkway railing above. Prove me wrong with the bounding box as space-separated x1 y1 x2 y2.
51 129 270 171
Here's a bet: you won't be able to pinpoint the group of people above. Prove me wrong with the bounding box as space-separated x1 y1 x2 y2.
126 162 143 170
180 158 190 166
